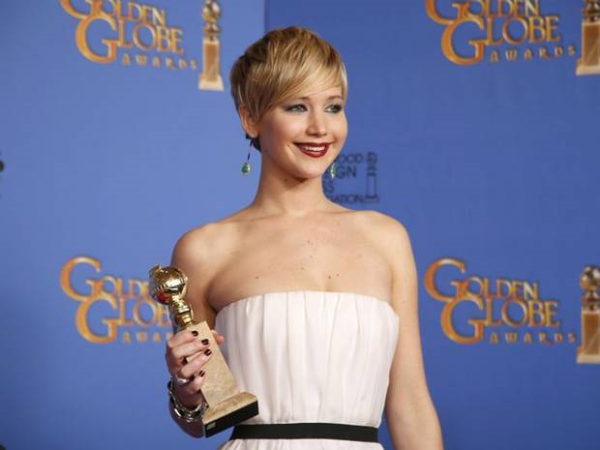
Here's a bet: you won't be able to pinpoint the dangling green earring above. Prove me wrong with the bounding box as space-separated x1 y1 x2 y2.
241 141 252 176
328 161 337 179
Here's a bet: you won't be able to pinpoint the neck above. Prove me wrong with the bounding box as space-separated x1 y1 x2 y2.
248 156 334 217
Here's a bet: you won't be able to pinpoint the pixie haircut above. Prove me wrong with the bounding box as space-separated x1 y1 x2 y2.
230 26 348 149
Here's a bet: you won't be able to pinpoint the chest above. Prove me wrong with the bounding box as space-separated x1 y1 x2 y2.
208 219 392 309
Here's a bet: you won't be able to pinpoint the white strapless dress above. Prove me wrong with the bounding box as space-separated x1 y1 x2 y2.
215 290 400 450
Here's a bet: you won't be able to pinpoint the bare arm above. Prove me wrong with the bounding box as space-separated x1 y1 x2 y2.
383 218 444 450
164 225 223 438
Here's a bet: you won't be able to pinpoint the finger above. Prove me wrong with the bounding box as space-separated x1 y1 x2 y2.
211 329 225 344
167 340 209 373
167 330 199 351
173 371 207 409
181 369 208 398
178 347 213 378
171 339 207 361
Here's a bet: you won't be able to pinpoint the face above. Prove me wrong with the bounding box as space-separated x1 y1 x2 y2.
252 83 348 179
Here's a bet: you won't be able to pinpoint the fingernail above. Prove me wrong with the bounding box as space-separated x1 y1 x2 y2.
204 349 212 356
191 330 199 337
201 339 209 345
199 370 206 377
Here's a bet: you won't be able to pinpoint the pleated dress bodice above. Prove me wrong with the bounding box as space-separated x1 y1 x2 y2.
215 290 400 450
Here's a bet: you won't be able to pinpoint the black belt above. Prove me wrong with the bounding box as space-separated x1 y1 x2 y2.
230 423 379 442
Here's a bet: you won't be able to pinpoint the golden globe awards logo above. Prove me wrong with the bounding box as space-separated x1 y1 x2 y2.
60 256 172 344
61 0 198 72
425 257 577 345
426 0 577 64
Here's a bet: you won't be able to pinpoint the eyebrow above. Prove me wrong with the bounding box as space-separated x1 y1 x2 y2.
298 95 344 101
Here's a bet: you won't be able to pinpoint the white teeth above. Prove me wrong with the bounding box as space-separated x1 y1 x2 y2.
297 144 327 152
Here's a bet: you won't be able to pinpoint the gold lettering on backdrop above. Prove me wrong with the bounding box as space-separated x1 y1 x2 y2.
61 0 199 73
425 0 576 64
424 257 577 345
60 256 172 344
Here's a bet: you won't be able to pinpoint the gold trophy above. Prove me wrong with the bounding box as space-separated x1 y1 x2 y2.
577 0 600 75
576 265 600 364
198 0 224 90
149 265 259 435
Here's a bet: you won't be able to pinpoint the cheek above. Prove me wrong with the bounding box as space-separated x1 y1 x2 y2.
260 125 290 152
264 123 303 147
259 122 279 146
335 120 348 141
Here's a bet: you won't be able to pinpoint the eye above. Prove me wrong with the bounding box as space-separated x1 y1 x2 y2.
285 104 307 112
326 103 344 113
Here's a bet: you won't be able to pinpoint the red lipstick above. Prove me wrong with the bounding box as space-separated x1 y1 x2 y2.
295 142 330 158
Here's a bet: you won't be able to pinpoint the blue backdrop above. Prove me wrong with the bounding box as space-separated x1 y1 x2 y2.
1 1 599 449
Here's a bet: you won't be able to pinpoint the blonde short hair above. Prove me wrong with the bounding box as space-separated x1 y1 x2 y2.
230 26 348 149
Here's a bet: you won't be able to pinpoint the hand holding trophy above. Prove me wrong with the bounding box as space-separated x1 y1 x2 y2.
149 264 259 436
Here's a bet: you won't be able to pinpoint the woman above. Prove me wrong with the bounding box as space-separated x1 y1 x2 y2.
164 26 444 450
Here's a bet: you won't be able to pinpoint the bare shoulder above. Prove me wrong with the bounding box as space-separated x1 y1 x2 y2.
350 209 412 253
171 207 253 262
173 222 229 261
170 219 242 322
352 210 416 300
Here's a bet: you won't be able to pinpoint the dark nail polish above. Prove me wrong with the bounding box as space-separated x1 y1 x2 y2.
201 339 209 345
204 349 212 356
191 330 199 337
199 370 205 377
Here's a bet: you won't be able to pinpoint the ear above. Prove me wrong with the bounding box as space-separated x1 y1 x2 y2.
238 105 259 139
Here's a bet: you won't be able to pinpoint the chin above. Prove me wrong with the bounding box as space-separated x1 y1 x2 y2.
291 168 327 180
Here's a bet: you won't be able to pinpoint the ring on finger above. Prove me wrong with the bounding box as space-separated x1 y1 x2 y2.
173 373 192 387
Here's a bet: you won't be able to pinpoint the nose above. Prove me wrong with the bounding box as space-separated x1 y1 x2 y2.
306 111 327 137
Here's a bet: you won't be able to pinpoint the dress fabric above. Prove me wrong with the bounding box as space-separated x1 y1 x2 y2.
214 290 400 450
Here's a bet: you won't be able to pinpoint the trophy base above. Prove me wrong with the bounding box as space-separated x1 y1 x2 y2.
199 74 224 91
576 346 600 364
576 59 600 75
203 392 259 437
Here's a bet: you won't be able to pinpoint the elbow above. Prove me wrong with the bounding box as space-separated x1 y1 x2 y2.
385 398 444 450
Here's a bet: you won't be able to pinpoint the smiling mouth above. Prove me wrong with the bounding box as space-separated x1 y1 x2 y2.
295 143 331 158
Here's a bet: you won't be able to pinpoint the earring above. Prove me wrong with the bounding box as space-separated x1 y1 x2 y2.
328 161 337 179
241 141 252 176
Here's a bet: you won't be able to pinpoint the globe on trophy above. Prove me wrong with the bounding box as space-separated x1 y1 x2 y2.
149 264 259 435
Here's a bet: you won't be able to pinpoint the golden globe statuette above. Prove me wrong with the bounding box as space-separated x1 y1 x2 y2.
577 0 600 75
576 265 600 364
149 265 259 436
199 0 224 91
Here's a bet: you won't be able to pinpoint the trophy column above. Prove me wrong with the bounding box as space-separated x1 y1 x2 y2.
577 265 600 363
577 0 600 75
